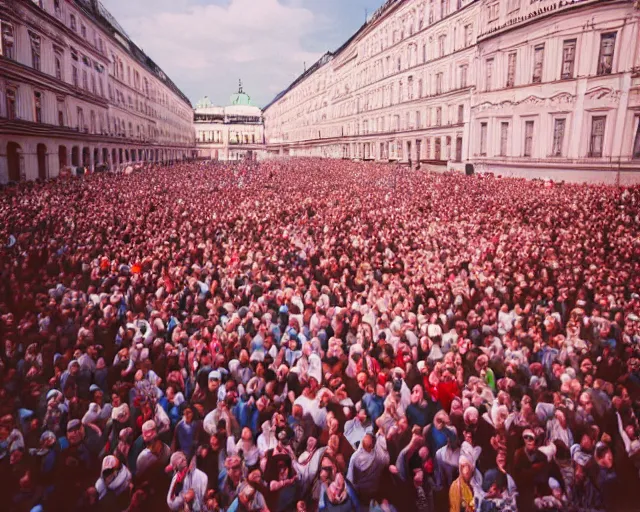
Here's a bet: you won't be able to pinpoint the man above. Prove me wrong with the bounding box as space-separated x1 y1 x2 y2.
347 432 390 504
166 451 208 511
512 429 552 512
136 420 171 477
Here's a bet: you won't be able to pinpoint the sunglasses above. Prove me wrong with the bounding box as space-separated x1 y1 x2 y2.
523 435 535 441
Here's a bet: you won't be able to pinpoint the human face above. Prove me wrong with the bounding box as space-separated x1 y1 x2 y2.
460 461 473 482
411 385 423 404
523 433 536 450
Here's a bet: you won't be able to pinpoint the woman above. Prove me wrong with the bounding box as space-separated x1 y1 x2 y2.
230 427 260 469
449 455 476 512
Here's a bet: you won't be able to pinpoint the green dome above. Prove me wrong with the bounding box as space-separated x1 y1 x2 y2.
230 80 252 106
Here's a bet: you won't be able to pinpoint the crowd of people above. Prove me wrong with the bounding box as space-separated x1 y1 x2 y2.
0 158 639 512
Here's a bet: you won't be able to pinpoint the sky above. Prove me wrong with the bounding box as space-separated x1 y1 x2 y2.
100 0 386 108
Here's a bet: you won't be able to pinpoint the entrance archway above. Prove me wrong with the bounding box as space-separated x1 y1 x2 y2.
82 147 90 168
37 143 47 179
7 142 22 182
102 148 109 168
93 148 100 169
58 145 68 170
124 149 129 162
71 146 80 167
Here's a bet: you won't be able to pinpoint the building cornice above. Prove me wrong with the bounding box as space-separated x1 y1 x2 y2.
0 56 110 108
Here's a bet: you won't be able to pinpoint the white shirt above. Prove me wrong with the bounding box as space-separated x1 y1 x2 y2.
167 468 208 511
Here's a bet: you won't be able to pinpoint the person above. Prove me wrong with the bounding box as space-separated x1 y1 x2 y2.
166 451 208 511
449 455 476 512
347 432 389 504
1 159 640 512
95 455 132 510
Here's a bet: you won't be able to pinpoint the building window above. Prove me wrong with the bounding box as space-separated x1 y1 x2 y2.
34 91 42 123
532 44 545 83
30 32 41 71
57 97 65 127
397 57 401 72
552 118 566 156
460 64 468 88
406 112 411 130
418 79 423 98
456 136 463 161
422 44 427 63
500 122 509 156
54 52 63 80
561 39 576 79
589 116 606 157
91 75 96 95
82 70 88 90
438 35 446 57
506 52 516 87
441 0 448 17
416 110 421 128
524 120 534 157
597 33 616 75
634 119 640 159
434 138 441 159
486 58 494 91
436 107 442 126
408 76 414 100
90 111 96 133
72 66 79 87
70 14 77 32
464 24 473 46
77 107 84 131
81 25 87 39
1 22 15 60
488 2 499 21
54 0 62 17
5 87 17 120
458 105 464 124
436 73 443 94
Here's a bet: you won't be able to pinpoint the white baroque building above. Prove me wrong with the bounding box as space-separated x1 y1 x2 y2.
194 83 265 162
0 0 196 183
263 0 640 184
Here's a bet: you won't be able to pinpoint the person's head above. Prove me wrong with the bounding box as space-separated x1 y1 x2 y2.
411 384 424 404
362 433 375 453
183 405 193 423
522 429 536 451
170 451 188 473
459 457 473 482
208 370 221 392
141 420 157 444
67 420 84 446
210 434 221 451
595 443 613 469
241 427 253 442
238 483 257 506
225 455 243 483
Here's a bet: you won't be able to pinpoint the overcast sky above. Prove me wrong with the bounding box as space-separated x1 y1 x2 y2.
100 0 385 108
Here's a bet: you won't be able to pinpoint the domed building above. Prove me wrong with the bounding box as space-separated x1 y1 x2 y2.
194 81 265 161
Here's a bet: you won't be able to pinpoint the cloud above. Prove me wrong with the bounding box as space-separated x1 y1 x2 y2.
100 0 324 106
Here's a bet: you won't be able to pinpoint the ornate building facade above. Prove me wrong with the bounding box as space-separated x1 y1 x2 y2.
194 83 265 162
0 0 196 183
263 0 640 184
